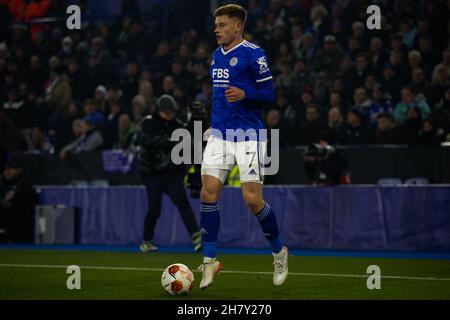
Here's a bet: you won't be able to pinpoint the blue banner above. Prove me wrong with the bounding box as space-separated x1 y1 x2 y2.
102 150 135 174
37 186 450 250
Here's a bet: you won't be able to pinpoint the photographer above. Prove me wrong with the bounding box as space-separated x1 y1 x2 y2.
137 94 202 252
303 134 351 186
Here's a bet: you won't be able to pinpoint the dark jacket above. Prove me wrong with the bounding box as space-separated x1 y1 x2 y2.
137 113 186 176
0 173 36 243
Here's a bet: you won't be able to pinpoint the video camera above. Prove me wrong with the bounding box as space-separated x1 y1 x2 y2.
190 101 208 122
305 143 336 160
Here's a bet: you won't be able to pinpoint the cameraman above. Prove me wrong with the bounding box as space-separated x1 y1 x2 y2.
303 134 351 186
137 95 202 252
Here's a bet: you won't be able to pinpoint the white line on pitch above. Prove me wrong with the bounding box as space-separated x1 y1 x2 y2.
1 263 450 282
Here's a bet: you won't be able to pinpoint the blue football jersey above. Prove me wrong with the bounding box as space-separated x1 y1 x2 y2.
209 40 274 141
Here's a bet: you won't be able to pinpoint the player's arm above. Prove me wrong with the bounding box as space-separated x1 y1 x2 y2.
243 79 275 102
245 48 275 102
225 48 275 103
225 80 274 103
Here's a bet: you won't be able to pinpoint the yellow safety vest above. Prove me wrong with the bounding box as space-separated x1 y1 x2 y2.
227 165 241 187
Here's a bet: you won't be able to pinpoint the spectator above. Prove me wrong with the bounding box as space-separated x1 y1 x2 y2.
418 118 445 146
131 94 147 125
25 126 53 153
113 113 138 150
400 19 418 50
94 85 108 114
368 37 386 76
120 62 140 107
0 105 26 153
274 42 295 73
313 71 330 108
150 40 173 79
351 87 375 123
275 61 295 92
264 108 282 145
294 104 328 146
83 99 105 128
430 64 450 106
409 67 433 103
28 55 46 94
274 90 297 140
347 53 371 89
193 80 212 108
161 75 176 97
394 86 431 125
139 80 156 114
380 63 403 103
313 34 343 79
342 109 374 145
399 106 422 145
370 85 394 125
407 50 428 79
297 32 316 64
417 35 440 70
44 67 72 114
375 113 401 144
67 59 87 100
433 85 450 133
291 58 316 99
327 107 345 144
327 91 347 114
298 87 314 120
60 119 104 160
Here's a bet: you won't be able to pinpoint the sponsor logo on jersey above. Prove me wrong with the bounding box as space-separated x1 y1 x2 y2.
230 57 238 66
212 68 229 79
257 56 269 74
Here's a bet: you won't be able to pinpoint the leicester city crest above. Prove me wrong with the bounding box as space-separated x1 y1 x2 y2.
230 57 238 66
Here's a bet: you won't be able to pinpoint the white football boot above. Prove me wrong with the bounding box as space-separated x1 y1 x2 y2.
198 257 222 289
272 246 288 286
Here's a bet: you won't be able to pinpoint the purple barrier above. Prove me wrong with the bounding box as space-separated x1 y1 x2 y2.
36 186 450 250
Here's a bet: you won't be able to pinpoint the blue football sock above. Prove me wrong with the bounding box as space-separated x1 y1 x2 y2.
200 202 220 258
255 202 283 253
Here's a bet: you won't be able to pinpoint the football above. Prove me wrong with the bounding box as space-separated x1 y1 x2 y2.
161 263 195 295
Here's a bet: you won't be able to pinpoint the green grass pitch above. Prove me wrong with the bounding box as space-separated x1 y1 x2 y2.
0 249 449 300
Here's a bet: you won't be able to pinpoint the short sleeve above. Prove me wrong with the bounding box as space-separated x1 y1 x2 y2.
249 48 273 84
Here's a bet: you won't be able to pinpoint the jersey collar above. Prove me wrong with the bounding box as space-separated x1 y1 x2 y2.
221 39 245 55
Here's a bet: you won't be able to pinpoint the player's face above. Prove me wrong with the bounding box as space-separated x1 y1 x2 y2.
214 15 242 47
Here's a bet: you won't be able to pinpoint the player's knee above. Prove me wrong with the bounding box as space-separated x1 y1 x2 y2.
200 187 219 203
243 193 263 213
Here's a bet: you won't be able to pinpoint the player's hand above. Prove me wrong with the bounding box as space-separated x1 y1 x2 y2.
225 86 245 103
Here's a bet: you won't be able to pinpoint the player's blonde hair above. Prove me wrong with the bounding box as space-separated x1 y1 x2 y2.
214 4 247 23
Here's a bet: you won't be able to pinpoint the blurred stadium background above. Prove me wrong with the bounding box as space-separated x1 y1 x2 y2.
0 0 450 299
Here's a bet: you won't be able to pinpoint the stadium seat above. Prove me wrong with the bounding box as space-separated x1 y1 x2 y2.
90 180 109 187
377 178 402 186
404 177 429 185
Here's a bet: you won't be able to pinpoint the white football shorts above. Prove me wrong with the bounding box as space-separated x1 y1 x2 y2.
201 135 266 184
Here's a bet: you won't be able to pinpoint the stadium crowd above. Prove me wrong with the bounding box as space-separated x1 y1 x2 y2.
1 0 450 162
